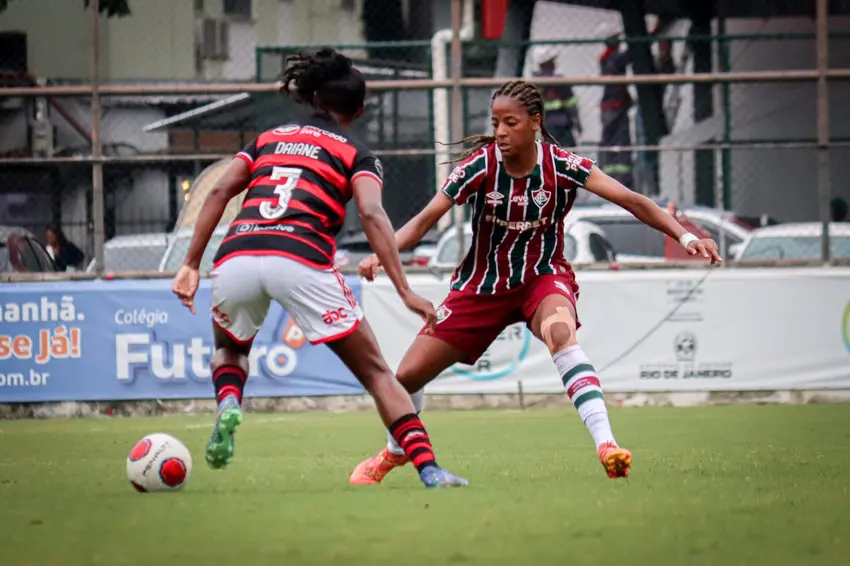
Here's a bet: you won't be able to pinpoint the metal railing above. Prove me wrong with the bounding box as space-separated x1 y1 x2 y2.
0 0 843 281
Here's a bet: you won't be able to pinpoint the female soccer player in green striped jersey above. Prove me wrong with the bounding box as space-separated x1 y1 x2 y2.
349 79 722 485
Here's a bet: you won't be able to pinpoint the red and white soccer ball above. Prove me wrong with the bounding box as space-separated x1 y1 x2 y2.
126 433 193 493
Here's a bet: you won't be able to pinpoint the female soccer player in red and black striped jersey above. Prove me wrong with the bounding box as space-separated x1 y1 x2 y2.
349 79 722 485
171 48 466 488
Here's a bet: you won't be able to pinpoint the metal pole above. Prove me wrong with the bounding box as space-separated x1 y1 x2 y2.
3 140 850 166
718 15 733 211
450 0 465 266
6 69 850 98
90 0 106 276
817 0 831 263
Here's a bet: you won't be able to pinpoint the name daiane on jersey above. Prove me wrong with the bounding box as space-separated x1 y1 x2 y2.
274 141 321 159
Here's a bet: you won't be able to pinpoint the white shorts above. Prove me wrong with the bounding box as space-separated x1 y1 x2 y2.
210 255 363 345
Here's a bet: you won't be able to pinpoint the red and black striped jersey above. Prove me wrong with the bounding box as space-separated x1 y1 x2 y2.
213 113 383 270
442 141 594 294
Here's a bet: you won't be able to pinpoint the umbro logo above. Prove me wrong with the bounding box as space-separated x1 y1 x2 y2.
486 191 504 206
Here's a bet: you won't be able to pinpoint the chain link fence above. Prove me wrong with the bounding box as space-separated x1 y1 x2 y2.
0 0 847 279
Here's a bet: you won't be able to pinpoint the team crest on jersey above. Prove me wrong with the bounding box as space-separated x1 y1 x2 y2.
486 191 504 206
436 305 452 324
273 125 300 136
531 188 551 208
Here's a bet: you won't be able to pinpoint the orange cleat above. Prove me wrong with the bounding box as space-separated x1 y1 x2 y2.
598 442 632 478
349 447 409 485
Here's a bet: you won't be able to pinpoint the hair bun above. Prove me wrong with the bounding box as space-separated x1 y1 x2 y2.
310 47 352 82
279 47 365 116
281 48 353 105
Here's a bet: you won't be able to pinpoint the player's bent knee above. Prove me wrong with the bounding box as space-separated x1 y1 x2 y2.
396 365 432 394
544 323 575 353
540 307 577 354
210 348 249 374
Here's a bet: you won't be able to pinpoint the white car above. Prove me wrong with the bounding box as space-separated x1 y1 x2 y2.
159 225 362 272
429 220 620 271
568 203 752 261
735 222 850 261
159 226 228 272
87 232 172 273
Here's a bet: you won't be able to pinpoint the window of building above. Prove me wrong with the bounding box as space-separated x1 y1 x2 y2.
224 0 252 19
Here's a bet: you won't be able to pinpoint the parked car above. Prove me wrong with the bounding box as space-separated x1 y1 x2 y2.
408 244 438 267
86 232 172 273
429 220 621 271
158 225 427 272
333 229 441 269
568 203 753 260
735 222 850 261
0 226 57 273
159 226 228 272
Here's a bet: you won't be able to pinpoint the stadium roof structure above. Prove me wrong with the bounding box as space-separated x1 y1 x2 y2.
141 59 429 134
142 92 282 133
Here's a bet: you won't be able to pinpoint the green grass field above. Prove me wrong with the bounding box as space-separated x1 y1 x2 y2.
1 405 849 566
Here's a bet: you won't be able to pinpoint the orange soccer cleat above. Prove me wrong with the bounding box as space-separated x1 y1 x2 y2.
598 441 632 479
349 447 409 485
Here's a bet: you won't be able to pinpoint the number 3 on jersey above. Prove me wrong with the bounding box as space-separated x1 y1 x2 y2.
259 166 302 220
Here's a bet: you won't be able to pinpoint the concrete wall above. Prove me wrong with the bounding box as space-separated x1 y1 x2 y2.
724 17 850 221
0 0 366 82
104 0 196 81
0 0 100 80
524 2 850 222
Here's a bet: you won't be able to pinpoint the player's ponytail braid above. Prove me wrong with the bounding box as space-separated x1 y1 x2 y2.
443 79 561 164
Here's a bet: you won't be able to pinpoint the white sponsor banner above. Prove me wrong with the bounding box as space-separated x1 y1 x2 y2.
361 268 850 393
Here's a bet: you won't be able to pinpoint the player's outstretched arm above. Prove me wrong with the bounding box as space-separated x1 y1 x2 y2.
358 192 454 281
172 158 250 313
583 166 722 264
182 158 251 270
352 175 437 328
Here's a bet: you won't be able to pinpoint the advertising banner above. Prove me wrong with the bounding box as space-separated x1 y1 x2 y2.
0 279 364 403
362 268 850 394
3 268 849 402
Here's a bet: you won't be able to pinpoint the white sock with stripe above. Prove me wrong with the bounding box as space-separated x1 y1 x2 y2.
386 389 425 455
553 345 615 451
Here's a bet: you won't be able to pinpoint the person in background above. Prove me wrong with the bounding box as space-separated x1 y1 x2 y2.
532 46 582 148
831 197 848 222
597 22 634 188
45 225 84 272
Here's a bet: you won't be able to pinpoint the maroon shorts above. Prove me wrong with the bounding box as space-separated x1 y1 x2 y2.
420 272 580 365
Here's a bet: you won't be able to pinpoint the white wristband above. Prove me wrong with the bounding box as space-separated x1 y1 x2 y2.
679 233 699 248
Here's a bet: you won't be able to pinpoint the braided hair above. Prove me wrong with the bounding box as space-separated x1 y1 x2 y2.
280 48 366 117
445 79 560 164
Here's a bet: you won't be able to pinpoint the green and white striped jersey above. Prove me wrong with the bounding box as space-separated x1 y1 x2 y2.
442 141 594 294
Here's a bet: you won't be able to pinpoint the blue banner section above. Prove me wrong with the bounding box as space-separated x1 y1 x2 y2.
0 279 365 403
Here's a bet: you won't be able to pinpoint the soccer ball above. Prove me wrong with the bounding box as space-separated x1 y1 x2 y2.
126 433 193 493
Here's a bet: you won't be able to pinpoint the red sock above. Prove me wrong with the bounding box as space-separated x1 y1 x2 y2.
213 365 247 405
388 414 437 472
